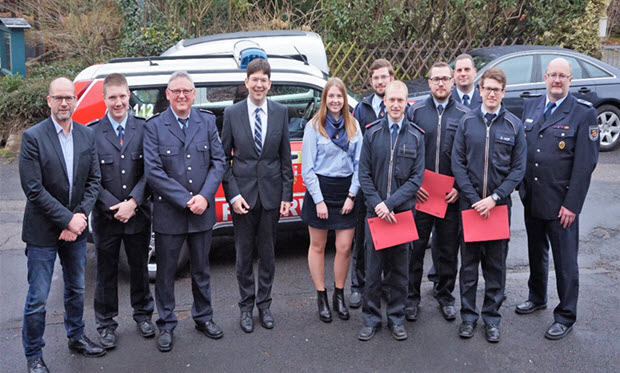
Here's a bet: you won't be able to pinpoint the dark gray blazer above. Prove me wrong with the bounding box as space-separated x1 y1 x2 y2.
19 117 101 246
221 99 293 210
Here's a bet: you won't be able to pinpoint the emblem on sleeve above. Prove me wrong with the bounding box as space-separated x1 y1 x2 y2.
589 125 599 141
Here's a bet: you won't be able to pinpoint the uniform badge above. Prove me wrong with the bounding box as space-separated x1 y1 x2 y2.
558 141 565 150
589 125 599 141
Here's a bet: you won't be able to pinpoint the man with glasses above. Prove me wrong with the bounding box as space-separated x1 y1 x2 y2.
143 71 226 352
516 58 599 340
451 67 526 343
20 77 104 373
405 62 469 323
452 54 482 109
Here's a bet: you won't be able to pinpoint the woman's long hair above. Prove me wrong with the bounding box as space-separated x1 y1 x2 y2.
311 77 357 141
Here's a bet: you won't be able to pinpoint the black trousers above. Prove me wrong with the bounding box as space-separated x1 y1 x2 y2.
525 211 579 326
155 230 213 331
232 197 279 312
407 210 460 308
94 227 154 330
350 191 367 293
362 221 409 327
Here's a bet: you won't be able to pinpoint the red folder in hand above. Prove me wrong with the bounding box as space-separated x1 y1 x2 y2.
461 205 510 243
367 210 419 250
415 170 455 219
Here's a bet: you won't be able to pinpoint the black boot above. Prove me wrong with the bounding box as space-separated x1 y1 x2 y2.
317 290 332 323
333 285 350 320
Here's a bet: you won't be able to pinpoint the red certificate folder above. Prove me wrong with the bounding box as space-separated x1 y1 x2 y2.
367 210 419 250
461 205 510 243
415 170 455 219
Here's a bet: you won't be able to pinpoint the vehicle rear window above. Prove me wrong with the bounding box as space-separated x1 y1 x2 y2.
494 55 534 85
583 61 613 78
539 55 584 80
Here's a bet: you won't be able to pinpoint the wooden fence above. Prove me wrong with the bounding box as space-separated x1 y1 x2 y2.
325 37 533 95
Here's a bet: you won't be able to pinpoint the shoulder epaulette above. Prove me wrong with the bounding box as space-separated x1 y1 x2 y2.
145 112 161 122
576 98 593 107
133 115 146 121
407 121 424 134
199 108 214 115
86 119 100 127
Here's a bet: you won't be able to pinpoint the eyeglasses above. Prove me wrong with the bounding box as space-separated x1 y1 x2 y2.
371 74 392 82
546 73 571 81
481 86 503 94
168 89 194 97
50 96 76 104
429 77 452 84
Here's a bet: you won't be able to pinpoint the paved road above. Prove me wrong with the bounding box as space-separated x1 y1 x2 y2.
1 151 619 373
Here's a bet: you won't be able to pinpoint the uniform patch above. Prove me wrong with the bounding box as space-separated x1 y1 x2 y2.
558 141 565 150
589 125 599 141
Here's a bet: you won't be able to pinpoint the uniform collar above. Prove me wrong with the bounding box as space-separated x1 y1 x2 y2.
107 113 128 131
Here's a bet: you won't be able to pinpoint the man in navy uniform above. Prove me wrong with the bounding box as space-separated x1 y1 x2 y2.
451 54 482 109
358 81 425 341
89 73 155 349
406 62 469 323
515 57 599 340
349 59 395 308
143 71 226 352
451 67 526 343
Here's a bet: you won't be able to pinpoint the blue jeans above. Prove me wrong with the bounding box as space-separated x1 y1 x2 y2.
22 238 87 360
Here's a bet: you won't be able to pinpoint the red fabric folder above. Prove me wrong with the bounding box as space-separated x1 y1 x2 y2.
415 170 455 219
367 210 419 250
461 205 510 243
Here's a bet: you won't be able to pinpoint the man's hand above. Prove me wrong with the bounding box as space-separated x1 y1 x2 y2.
375 202 396 223
67 213 87 235
340 198 354 215
416 187 429 203
472 196 496 219
232 197 250 214
59 229 78 241
280 201 291 216
316 201 328 220
558 206 576 228
187 194 208 215
110 198 138 223
445 188 459 204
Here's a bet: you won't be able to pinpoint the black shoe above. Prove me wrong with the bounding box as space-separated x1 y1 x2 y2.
404 306 419 321
545 322 573 340
485 324 500 343
358 325 378 341
137 320 156 338
196 320 223 339
98 327 117 349
27 357 49 373
459 321 476 338
389 324 408 341
332 286 350 320
349 291 362 309
157 330 173 352
317 290 332 323
259 309 274 329
240 311 254 333
515 300 547 315
68 335 106 357
441 305 457 321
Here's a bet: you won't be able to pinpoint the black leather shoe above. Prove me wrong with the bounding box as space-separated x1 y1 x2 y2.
545 322 572 340
259 309 274 329
98 327 116 349
317 290 332 323
196 320 223 339
404 306 419 321
27 357 49 373
137 320 156 338
515 300 547 315
157 330 173 352
459 321 476 338
240 311 254 333
332 286 350 320
485 324 500 343
358 325 378 341
349 291 362 309
441 305 457 321
68 335 106 357
389 324 408 341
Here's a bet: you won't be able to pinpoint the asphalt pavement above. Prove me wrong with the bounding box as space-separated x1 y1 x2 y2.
1 151 619 373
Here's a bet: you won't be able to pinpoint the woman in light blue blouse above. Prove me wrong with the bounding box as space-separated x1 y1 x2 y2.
301 77 363 323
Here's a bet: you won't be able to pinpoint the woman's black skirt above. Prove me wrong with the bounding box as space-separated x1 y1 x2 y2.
301 174 358 230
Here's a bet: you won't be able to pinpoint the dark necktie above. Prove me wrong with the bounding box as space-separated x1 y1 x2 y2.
391 123 399 148
485 112 496 125
117 125 124 146
462 94 470 107
544 101 556 121
178 117 188 136
254 108 263 154
379 101 386 119
437 105 444 115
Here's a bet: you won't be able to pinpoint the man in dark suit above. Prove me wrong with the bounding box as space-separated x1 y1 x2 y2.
451 54 482 109
222 58 293 333
143 71 226 352
516 58 599 340
19 77 104 373
89 73 155 350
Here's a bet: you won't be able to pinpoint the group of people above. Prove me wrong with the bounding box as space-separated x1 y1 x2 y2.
18 52 598 373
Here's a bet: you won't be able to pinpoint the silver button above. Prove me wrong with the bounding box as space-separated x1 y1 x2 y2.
534 177 538 181
537 149 540 152
539 134 543 138
190 192 193 195
561 133 565 137
188 167 192 171
121 170 126 174
187 154 191 158
139 155 143 158
122 185 127 189
121 155 125 159
204 145 207 149
101 160 105 164
189 180 193 183
535 163 538 167
158 196 162 200
167 150 171 154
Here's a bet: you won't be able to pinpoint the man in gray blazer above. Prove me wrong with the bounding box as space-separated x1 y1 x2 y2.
222 58 294 333
19 77 104 373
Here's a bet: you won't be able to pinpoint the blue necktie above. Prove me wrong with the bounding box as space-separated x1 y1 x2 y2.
117 125 124 146
462 94 470 107
178 117 188 136
437 105 444 115
379 101 386 119
254 108 263 154
485 112 496 125
544 101 556 121
391 123 399 148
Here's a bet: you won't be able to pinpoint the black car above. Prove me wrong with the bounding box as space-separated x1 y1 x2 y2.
408 45 620 151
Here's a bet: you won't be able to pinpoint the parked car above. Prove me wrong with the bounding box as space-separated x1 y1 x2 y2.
408 45 620 151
